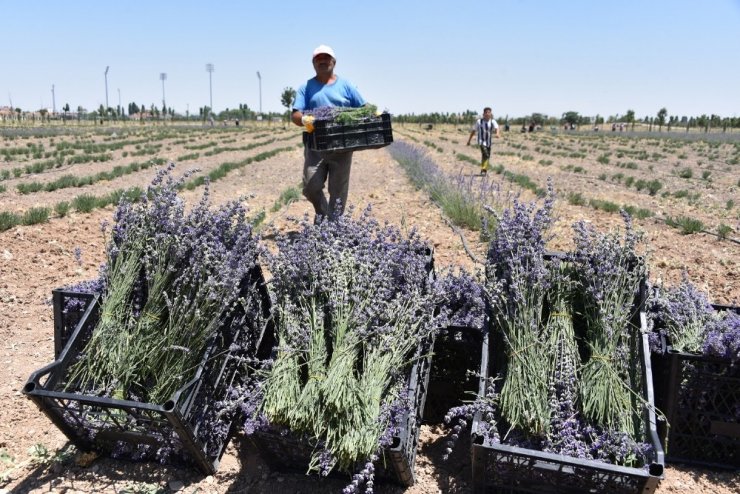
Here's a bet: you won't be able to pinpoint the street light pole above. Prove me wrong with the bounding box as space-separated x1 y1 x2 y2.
104 66 109 110
206 63 214 113
51 84 56 115
256 71 262 115
160 73 167 111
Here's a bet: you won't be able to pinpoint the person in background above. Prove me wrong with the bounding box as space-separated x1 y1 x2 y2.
291 45 366 221
466 107 500 176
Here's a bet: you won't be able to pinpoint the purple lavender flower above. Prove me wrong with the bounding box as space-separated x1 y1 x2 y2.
73 246 83 266
435 268 485 329
702 310 740 359
442 377 500 459
647 273 715 353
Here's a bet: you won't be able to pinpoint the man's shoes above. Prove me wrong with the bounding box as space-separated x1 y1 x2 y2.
480 169 487 176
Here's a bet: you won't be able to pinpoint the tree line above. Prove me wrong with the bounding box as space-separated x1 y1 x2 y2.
391 109 740 133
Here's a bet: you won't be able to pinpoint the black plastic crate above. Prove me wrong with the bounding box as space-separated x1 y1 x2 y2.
305 113 393 152
249 341 432 487
651 304 740 469
24 268 273 475
424 325 487 424
52 289 97 358
471 326 664 494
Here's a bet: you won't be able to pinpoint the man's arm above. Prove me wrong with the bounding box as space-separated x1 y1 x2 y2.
466 129 476 145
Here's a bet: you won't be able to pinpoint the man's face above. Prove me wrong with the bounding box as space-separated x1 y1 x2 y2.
313 53 335 75
483 109 492 120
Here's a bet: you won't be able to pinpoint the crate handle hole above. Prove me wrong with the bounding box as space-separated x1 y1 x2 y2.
649 462 664 477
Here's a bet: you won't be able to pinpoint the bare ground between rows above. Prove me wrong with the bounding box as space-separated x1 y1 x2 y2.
0 132 296 212
0 138 738 493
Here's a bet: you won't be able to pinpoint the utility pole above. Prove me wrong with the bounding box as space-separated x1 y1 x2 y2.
256 71 262 115
104 66 110 110
118 88 121 117
206 63 214 113
51 84 56 115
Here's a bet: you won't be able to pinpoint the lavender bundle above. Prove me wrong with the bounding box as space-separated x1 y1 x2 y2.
543 262 580 402
303 104 379 124
435 268 486 329
483 186 554 436
647 275 714 353
569 212 646 434
251 208 439 482
67 164 264 403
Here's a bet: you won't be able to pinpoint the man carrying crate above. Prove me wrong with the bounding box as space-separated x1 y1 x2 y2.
291 45 366 221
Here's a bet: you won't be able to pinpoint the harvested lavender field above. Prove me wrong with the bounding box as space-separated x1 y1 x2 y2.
1 122 738 493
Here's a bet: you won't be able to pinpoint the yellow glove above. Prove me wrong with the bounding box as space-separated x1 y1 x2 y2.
301 115 315 133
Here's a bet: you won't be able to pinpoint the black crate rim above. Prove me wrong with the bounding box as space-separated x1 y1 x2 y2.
471 438 665 478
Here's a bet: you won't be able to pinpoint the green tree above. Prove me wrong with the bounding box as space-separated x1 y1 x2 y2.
710 114 721 131
656 107 667 131
562 111 580 127
624 109 635 130
696 115 708 132
281 87 296 120
530 113 546 127
62 103 70 123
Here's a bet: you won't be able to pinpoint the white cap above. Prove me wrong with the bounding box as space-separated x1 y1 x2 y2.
312 45 335 60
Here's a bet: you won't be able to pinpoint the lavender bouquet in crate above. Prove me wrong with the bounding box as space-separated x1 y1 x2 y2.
65 164 265 404
446 190 655 472
647 273 739 468
648 274 740 359
231 207 441 492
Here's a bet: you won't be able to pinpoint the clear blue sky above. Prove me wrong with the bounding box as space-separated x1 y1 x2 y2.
3 0 739 120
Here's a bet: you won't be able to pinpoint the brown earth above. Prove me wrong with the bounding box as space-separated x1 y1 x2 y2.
0 123 738 493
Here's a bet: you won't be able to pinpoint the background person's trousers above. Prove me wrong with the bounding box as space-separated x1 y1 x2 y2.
302 146 354 219
479 145 491 171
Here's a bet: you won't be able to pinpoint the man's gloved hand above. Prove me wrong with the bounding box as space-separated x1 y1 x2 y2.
301 115 315 133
